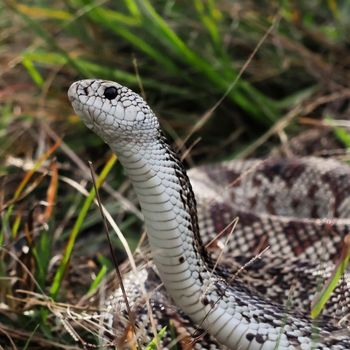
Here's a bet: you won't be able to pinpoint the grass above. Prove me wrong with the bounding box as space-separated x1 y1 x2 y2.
1 0 350 348
49 153 117 299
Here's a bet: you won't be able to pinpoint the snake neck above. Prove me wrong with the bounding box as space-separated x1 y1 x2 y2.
110 131 219 312
155 132 210 262
111 131 210 266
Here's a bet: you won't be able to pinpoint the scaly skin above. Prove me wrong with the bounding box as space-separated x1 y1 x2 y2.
68 79 350 349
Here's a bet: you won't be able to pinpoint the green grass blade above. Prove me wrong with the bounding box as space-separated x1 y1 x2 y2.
23 50 188 94
138 0 199 62
72 3 178 73
325 116 350 148
311 239 350 318
123 0 141 18
21 56 44 87
87 264 108 294
136 0 278 123
145 326 167 350
193 0 221 47
23 324 40 350
7 2 89 76
32 229 53 288
49 154 117 299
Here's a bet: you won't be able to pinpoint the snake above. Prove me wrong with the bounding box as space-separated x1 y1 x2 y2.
68 79 350 349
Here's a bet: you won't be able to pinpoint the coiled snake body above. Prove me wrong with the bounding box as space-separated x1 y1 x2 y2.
68 79 350 349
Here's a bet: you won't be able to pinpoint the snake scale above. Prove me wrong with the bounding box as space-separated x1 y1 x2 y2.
68 79 350 349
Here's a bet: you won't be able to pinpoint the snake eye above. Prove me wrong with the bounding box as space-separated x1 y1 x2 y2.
104 86 118 100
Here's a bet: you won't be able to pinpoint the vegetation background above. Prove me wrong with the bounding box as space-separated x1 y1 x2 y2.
0 0 350 348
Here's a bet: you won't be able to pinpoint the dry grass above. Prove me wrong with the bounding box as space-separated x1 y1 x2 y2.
1 0 350 348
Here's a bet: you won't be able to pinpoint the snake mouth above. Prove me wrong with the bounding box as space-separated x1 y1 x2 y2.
84 108 96 130
68 82 96 130
67 81 79 103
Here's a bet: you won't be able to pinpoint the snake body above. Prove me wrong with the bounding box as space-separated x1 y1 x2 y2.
68 79 350 349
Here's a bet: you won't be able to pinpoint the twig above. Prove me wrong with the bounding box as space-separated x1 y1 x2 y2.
180 13 280 149
88 161 139 348
0 321 80 349
238 88 350 158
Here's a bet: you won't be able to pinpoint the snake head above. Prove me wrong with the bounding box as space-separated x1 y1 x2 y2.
68 79 160 144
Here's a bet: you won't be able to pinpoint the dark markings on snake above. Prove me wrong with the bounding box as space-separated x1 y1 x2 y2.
201 296 209 306
246 333 254 341
256 334 266 344
159 131 213 268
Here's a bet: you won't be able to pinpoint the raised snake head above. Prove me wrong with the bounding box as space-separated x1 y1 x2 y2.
68 79 160 145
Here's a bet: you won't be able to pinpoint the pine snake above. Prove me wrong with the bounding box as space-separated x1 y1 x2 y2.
68 79 350 349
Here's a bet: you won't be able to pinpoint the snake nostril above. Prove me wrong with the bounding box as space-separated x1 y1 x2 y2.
83 87 89 95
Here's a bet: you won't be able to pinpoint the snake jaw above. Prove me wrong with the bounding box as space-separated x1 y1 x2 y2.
68 81 95 130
